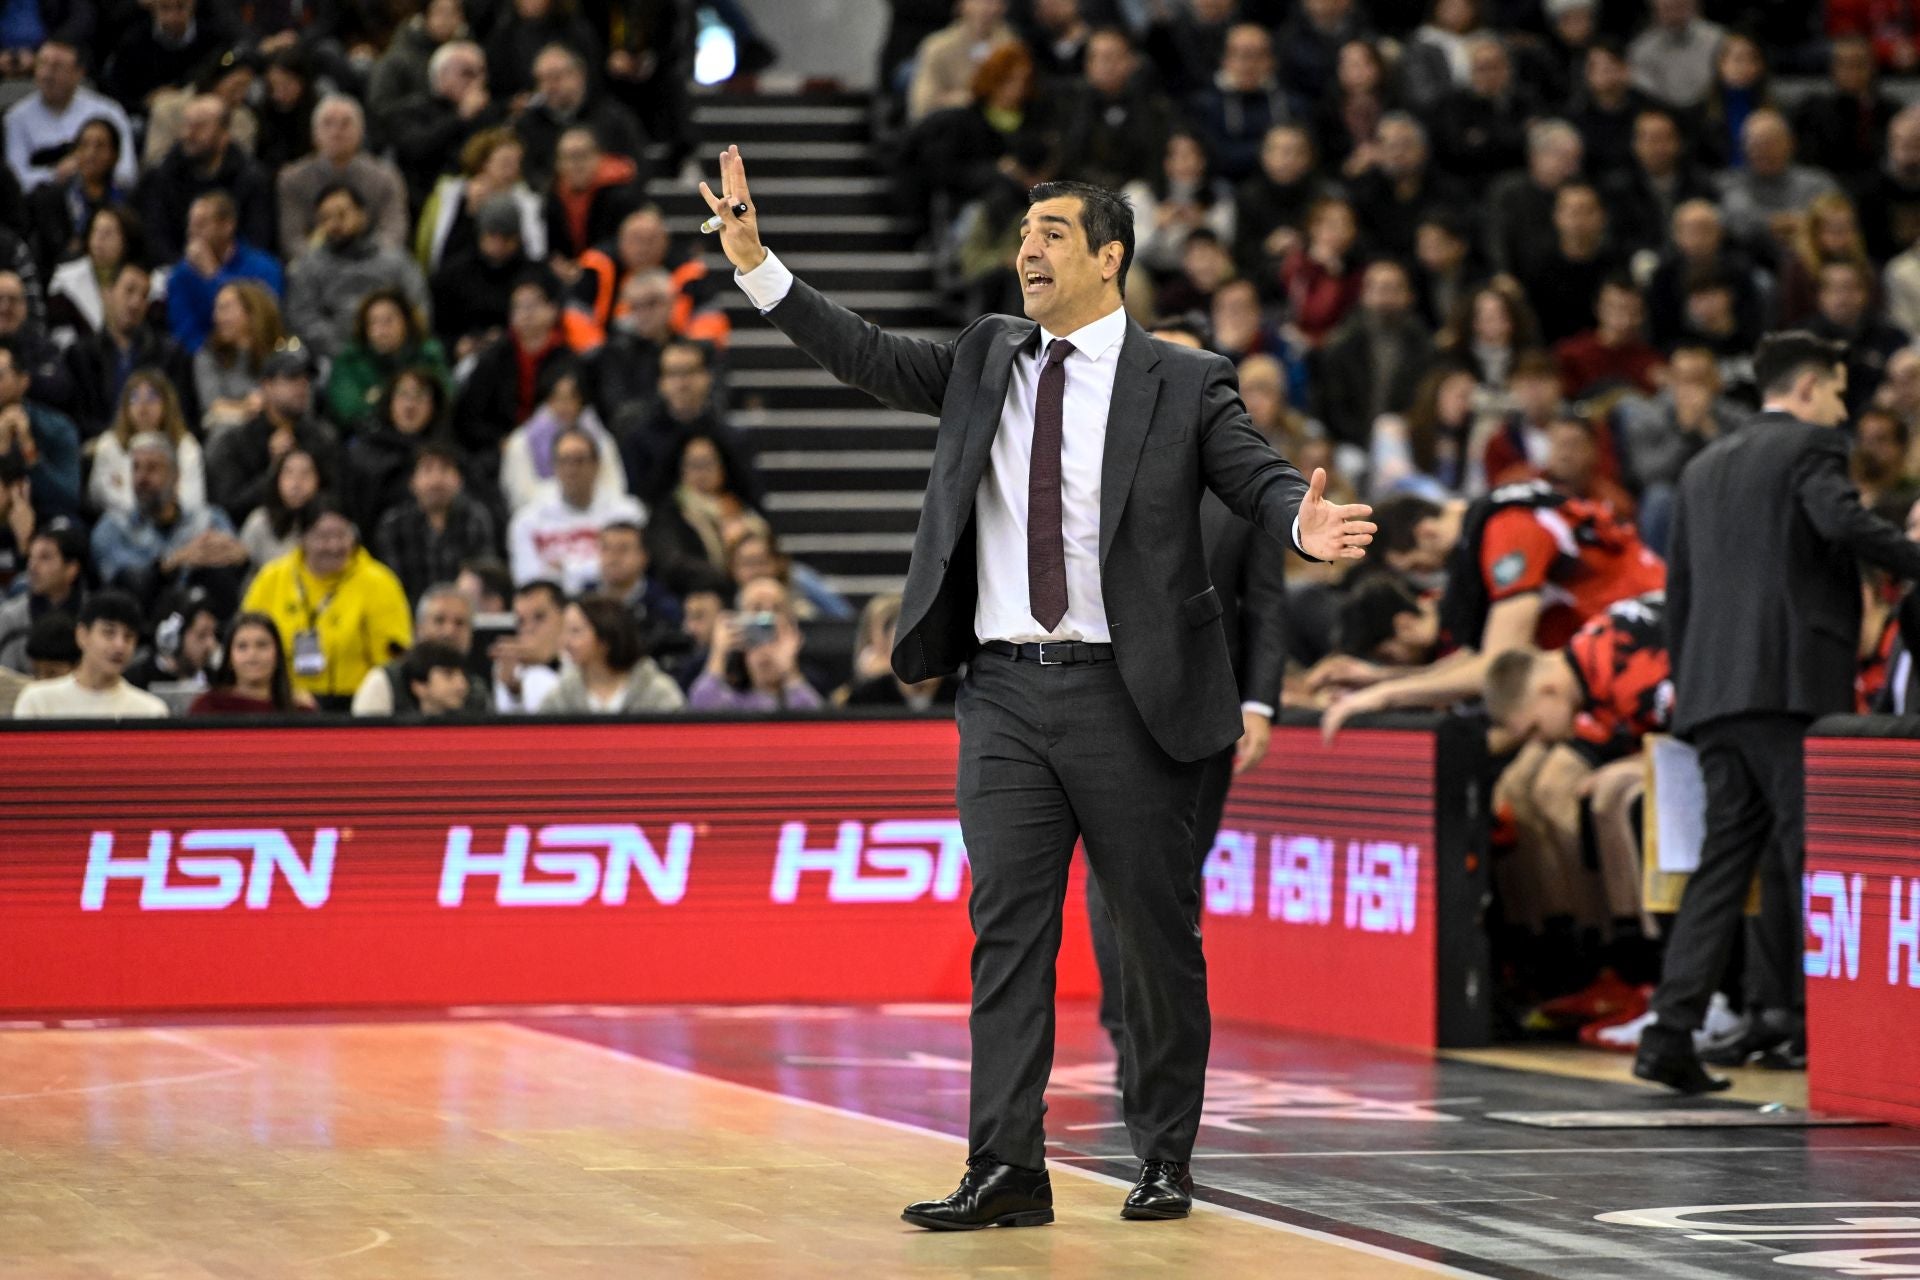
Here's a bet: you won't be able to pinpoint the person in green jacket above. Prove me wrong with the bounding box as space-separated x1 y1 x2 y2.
323 286 449 428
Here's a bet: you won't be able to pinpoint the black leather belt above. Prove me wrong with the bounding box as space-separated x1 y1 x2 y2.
981 639 1115 665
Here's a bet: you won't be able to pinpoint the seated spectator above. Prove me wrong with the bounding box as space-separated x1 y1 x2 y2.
102 0 234 114
574 205 728 347
276 95 410 261
1481 351 1569 487
15 611 80 692
1433 35 1537 182
259 53 322 173
1807 259 1909 413
592 517 682 640
373 441 499 603
1442 282 1544 394
1860 105 1920 263
1370 362 1488 498
345 368 455 530
0 337 79 519
1209 279 1288 365
1485 118 1583 279
0 268 71 414
193 280 283 436
165 192 284 355
839 592 957 709
1791 36 1897 184
539 593 683 713
123 585 220 691
5 40 137 197
65 262 194 439
1400 0 1480 110
508 426 643 592
587 270 673 422
1188 23 1289 183
1567 41 1652 181
724 527 855 623
615 338 758 503
90 432 245 613
1411 207 1485 332
188 610 315 714
1555 275 1663 398
1616 348 1742 553
138 95 271 262
1625 0 1723 110
239 446 325 571
503 365 625 513
1693 32 1773 171
24 119 130 284
416 128 547 278
0 518 85 671
1879 347 1920 444
491 577 565 713
429 194 536 358
1348 114 1463 264
324 289 450 429
1852 406 1920 510
352 585 491 715
542 127 644 265
1517 183 1624 348
666 565 729 688
0 453 30 590
1227 124 1329 281
1602 108 1714 258
368 0 469 142
897 42 1040 237
1024 0 1091 83
12 589 167 718
906 0 1018 122
1127 131 1238 283
1645 200 1765 352
388 640 474 716
455 269 599 476
1313 39 1396 176
688 576 825 712
391 41 509 210
1276 198 1364 349
1055 27 1170 190
644 431 771 580
45 203 142 346
1717 109 1840 253
1153 226 1237 318
455 555 513 616
1312 258 1433 450
208 346 340 525
485 0 601 100
1279 0 1370 111
140 45 263 172
241 498 413 710
286 184 430 360
515 43 646 191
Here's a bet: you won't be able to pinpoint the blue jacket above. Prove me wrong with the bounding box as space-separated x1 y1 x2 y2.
166 242 285 353
23 400 79 518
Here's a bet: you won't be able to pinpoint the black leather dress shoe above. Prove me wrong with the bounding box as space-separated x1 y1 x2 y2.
1121 1160 1193 1220
901 1156 1053 1231
1633 1023 1732 1094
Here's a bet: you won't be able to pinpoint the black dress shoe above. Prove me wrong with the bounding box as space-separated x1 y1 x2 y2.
1633 1023 1732 1094
1121 1160 1193 1220
901 1155 1053 1231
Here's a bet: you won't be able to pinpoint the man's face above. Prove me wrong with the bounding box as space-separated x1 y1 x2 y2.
597 527 646 588
181 100 224 158
1468 42 1509 97
1545 421 1597 489
1416 222 1464 271
1833 40 1875 95
1361 263 1410 317
153 0 193 40
1653 0 1693 27
1819 266 1869 327
1378 120 1424 178
187 200 234 254
1586 49 1628 99
1597 285 1642 336
78 619 138 680
1512 666 1579 742
410 454 462 513
1260 127 1312 183
419 594 474 652
1554 187 1604 245
438 49 484 99
509 286 557 345
682 590 721 648
730 539 776 586
264 372 312 420
27 538 76 598
620 278 674 339
425 0 464 41
413 666 470 714
1084 32 1133 95
0 276 28 340
74 124 116 184
1743 114 1791 176
1016 196 1116 328
1633 113 1681 174
315 191 366 245
1891 113 1920 175
552 436 598 505
130 448 174 512
313 101 361 158
1222 25 1272 91
515 590 563 658
534 50 586 114
34 43 80 107
1672 203 1721 258
659 348 711 418
1857 415 1906 473
1532 134 1581 188
618 212 669 270
555 131 599 191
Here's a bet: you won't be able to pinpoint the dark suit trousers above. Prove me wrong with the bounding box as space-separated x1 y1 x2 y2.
1652 714 1809 1032
956 649 1211 1170
1089 746 1232 1054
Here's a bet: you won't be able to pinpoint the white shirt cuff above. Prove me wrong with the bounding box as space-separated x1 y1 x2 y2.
734 247 793 312
1291 513 1304 555
1240 702 1275 720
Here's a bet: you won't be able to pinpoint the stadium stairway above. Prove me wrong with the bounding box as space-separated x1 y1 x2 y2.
647 90 953 607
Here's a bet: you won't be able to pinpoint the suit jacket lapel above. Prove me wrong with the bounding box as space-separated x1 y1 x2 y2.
952 323 1035 512
1099 320 1162 565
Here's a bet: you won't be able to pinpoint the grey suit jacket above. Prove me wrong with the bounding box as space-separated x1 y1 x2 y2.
763 278 1311 761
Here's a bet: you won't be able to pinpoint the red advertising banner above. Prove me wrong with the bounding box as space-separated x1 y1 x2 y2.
1804 728 1920 1126
0 718 1463 1047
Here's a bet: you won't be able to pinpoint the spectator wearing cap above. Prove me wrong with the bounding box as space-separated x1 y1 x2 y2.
101 0 235 114
165 191 284 355
515 43 646 191
0 336 79 520
137 95 271 262
1188 23 1291 183
542 126 645 264
206 345 340 525
0 518 85 672
276 95 412 261
1717 108 1840 253
125 586 219 691
13 589 167 718
417 126 548 272
4 40 137 193
373 441 498 603
507 425 644 593
428 190 536 357
285 183 430 359
538 593 683 714
91 432 245 611
392 41 508 210
64 264 196 441
455 268 599 473
351 585 491 715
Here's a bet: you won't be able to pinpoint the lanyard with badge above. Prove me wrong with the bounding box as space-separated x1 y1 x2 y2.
291 570 338 679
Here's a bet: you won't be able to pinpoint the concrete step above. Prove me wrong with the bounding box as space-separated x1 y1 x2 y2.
715 289 950 328
650 179 892 218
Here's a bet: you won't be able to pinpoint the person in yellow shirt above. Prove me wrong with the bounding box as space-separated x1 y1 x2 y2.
242 496 413 709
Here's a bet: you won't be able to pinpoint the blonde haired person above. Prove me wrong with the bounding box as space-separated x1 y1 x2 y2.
89 370 205 517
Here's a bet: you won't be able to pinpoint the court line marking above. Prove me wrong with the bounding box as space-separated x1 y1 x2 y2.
494 1021 1495 1280
296 1227 392 1266
1050 1145 1920 1160
0 1028 258 1102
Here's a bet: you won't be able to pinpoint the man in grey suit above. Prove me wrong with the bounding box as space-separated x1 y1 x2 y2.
698 147 1374 1228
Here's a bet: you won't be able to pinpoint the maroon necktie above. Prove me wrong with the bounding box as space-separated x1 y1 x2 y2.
1028 337 1074 631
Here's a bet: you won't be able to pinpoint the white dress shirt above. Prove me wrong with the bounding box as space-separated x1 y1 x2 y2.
737 248 1291 716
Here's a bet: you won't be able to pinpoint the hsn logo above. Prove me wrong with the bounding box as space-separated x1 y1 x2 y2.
438 824 694 907
1805 870 1863 981
81 829 338 910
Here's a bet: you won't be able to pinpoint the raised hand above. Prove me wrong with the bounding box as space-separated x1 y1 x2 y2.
1296 467 1375 562
697 145 766 274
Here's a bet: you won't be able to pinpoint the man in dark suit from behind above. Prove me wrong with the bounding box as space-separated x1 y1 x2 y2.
699 146 1374 1228
1637 331 1920 1093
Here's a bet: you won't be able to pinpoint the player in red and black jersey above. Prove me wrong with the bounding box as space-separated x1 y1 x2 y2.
1486 592 1672 762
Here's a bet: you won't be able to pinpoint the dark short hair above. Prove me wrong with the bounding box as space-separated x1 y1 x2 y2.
460 556 514 605
314 180 364 209
1026 179 1136 295
1754 330 1847 398
573 594 643 671
599 519 645 544
191 189 238 224
26 611 80 663
660 337 711 370
513 265 564 305
1336 576 1423 658
401 639 468 688
1483 646 1543 724
79 588 143 633
31 517 89 567
413 440 463 473
76 115 121 160
1373 495 1443 556
515 578 566 611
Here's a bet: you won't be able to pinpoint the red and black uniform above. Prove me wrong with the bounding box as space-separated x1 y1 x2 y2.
1567 591 1673 761
1440 481 1667 652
